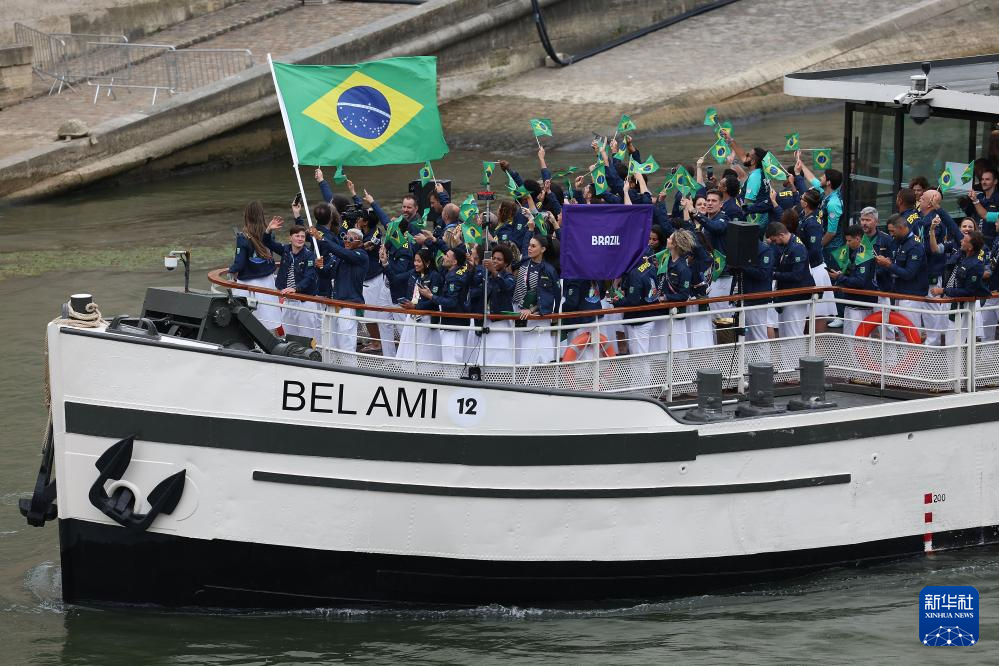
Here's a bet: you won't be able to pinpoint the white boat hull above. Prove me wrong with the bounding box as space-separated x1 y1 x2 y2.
47 325 999 607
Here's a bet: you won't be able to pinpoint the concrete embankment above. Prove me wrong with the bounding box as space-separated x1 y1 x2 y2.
442 0 999 150
0 0 995 201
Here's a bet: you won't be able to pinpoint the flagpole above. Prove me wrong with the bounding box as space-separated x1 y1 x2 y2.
480 196 491 366
267 53 320 256
535 135 542 149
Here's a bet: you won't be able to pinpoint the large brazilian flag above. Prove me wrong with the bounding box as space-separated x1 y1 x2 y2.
271 56 449 167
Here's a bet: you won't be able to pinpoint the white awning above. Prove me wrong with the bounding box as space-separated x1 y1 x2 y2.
784 54 999 116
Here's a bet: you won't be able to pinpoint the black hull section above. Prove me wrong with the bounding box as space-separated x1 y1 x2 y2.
59 519 999 609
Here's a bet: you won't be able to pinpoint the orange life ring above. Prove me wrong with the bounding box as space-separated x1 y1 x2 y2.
855 311 922 344
561 331 617 362
853 311 923 376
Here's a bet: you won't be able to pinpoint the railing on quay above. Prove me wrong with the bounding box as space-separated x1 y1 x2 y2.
84 43 254 105
13 22 127 95
206 268 998 400
10 23 253 105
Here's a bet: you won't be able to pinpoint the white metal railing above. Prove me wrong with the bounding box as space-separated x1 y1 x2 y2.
84 43 254 105
13 22 128 95
213 275 996 400
9 24 253 105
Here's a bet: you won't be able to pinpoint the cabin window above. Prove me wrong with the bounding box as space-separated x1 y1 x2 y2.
976 120 999 166
848 107 897 223
902 115 975 212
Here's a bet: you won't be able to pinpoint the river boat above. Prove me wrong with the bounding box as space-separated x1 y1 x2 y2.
18 55 999 609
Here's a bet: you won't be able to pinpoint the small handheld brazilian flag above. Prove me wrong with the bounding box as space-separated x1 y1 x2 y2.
505 170 518 193
630 155 660 175
419 161 435 186
762 152 788 181
421 206 431 229
784 132 800 151
857 234 874 261
674 165 698 196
703 107 718 126
660 171 675 193
462 221 483 245
711 249 726 281
332 164 347 184
960 162 974 183
459 194 478 223
533 211 549 236
481 161 496 188
618 114 637 133
813 148 832 170
506 170 529 198
939 164 958 193
385 216 406 249
654 249 670 275
830 244 850 271
713 120 733 139
710 137 732 164
553 166 578 178
530 118 553 138
591 164 608 195
613 147 628 162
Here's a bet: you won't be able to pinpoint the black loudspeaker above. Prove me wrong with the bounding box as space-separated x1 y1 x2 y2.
408 179 452 211
725 220 760 269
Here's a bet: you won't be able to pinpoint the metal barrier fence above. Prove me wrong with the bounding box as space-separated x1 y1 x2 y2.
11 23 253 104
208 270 996 401
13 22 127 94
172 48 254 90
85 43 254 105
84 42 177 104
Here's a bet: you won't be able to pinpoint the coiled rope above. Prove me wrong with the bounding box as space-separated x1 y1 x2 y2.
41 300 107 451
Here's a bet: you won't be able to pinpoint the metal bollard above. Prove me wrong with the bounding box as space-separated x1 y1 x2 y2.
683 369 732 422
737 362 784 417
787 356 837 411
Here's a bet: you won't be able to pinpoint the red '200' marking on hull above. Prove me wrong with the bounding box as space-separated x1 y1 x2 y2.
924 492 934 552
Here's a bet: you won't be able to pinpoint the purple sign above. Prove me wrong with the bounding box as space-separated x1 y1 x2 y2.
560 204 653 280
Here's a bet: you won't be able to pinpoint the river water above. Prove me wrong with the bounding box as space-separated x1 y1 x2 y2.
2 108 998 663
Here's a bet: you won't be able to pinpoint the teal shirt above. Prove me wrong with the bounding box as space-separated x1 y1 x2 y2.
743 169 766 226
810 178 843 249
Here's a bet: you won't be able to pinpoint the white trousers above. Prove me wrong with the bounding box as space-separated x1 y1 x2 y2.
652 312 688 353
810 263 837 317
744 305 770 342
895 299 925 342
440 327 471 365
280 299 319 340
235 275 281 330
778 302 808 368
517 322 556 364
363 275 396 356
922 283 948 346
483 319 516 367
396 315 442 364
332 307 359 366
625 321 655 388
981 297 999 340
708 276 733 313
843 306 872 338
686 304 714 349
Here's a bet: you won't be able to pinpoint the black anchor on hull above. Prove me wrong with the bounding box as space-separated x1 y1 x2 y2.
88 436 187 532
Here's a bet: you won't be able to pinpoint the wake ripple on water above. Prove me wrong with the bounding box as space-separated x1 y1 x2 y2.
21 560 63 613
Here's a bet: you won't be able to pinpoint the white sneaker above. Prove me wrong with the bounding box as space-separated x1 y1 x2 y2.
827 318 844 329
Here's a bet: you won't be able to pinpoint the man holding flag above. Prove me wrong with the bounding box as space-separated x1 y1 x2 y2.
828 225 877 338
